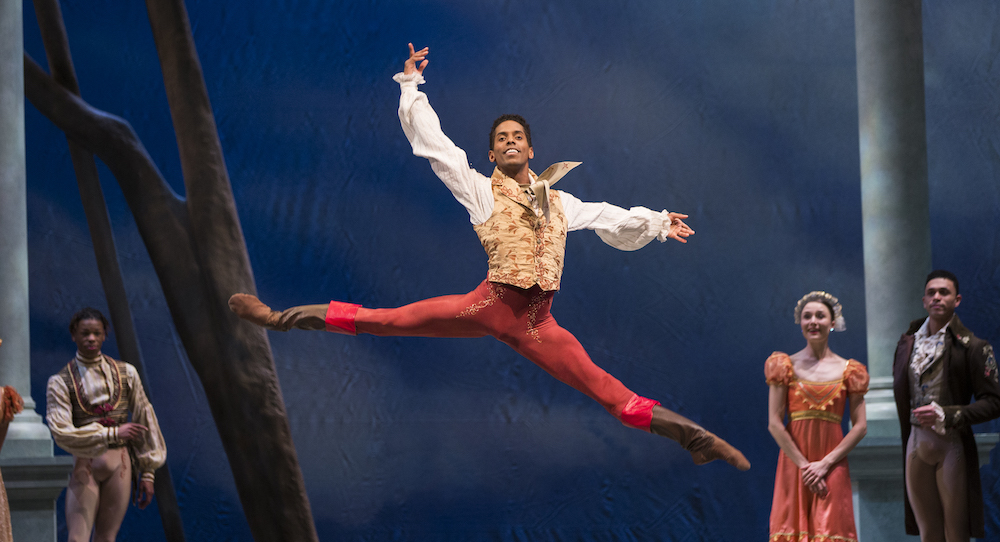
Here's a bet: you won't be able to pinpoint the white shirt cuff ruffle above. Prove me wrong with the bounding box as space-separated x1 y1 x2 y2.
655 210 674 243
929 401 947 435
392 71 425 87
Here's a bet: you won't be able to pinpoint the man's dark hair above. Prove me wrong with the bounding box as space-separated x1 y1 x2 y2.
69 307 110 334
489 114 531 150
925 269 960 295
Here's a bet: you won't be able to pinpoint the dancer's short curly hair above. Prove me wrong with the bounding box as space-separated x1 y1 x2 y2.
925 269 959 295
489 114 531 150
69 307 109 334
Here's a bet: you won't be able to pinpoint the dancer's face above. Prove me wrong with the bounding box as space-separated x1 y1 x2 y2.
488 120 533 172
799 302 832 344
922 278 960 322
72 318 107 357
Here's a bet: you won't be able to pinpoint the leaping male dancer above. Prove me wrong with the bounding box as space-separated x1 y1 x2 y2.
230 44 750 471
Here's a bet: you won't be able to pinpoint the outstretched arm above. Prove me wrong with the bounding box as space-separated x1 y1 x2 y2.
393 44 494 225
560 191 695 250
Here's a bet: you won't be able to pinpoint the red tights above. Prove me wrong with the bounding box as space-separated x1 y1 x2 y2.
351 280 656 428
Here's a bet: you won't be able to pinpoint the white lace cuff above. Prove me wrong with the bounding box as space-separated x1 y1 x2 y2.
929 401 947 435
392 71 425 87
655 211 674 242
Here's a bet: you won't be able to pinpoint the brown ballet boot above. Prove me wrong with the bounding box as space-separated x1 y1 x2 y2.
275 304 330 331
228 294 328 331
649 406 750 471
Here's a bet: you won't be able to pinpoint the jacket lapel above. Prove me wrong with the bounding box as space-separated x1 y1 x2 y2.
895 333 916 387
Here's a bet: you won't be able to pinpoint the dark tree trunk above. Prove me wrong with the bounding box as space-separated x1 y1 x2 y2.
24 0 319 539
31 1 186 538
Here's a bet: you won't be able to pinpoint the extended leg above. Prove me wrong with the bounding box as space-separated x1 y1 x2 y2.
511 318 749 470
230 281 495 337
231 284 750 470
358 294 490 338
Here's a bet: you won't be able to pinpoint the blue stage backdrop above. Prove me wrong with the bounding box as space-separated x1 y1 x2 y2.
21 1 1000 540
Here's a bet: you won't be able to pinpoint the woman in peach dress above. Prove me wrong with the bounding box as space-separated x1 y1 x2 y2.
766 292 869 542
0 338 26 542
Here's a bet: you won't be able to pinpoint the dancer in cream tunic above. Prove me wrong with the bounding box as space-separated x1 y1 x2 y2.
46 308 166 542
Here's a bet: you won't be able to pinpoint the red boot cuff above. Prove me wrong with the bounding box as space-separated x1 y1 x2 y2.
618 394 661 432
325 301 361 335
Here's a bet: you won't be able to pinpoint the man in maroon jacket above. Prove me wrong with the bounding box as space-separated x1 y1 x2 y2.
892 269 1000 541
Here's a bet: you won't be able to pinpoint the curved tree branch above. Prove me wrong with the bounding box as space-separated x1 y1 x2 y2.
24 53 194 277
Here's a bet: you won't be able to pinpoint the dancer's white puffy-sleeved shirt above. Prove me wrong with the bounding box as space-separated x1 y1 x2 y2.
393 71 682 263
47 354 166 483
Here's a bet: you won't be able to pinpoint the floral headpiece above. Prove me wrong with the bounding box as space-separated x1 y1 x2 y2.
794 291 846 332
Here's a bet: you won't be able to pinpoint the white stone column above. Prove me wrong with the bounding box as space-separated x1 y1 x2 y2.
0 0 51 454
855 0 932 383
851 1 928 540
0 0 31 405
0 0 73 540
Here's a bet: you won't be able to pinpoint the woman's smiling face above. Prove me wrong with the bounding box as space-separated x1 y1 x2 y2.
799 301 832 343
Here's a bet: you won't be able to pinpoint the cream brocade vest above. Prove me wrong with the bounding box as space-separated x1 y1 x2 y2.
473 168 568 291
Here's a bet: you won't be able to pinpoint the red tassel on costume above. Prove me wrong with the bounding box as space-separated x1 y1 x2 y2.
325 301 361 335
618 394 660 431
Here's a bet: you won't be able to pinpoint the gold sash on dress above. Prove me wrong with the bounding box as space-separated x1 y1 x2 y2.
789 410 842 424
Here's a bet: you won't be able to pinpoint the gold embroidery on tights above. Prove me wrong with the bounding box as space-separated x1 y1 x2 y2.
120 448 129 479
457 284 505 318
526 291 546 343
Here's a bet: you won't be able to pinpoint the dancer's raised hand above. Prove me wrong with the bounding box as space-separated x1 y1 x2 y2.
404 43 429 75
